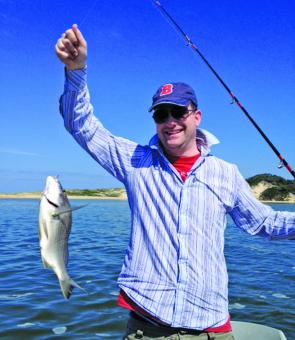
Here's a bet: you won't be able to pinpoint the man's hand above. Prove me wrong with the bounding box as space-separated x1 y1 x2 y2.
55 24 87 70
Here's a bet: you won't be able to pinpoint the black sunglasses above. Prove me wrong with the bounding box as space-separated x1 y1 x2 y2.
152 107 196 124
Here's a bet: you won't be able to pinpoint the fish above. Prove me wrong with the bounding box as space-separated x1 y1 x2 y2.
38 176 85 299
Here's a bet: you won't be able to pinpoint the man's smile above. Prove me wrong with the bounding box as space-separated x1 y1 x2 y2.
164 128 184 136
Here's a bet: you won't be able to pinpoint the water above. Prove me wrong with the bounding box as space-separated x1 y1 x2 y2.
0 199 294 339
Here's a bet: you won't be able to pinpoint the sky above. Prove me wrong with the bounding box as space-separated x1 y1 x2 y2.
1 0 294 193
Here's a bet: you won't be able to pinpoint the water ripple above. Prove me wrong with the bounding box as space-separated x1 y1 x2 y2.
0 199 294 339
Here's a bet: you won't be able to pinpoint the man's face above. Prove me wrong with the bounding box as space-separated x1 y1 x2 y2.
153 103 202 157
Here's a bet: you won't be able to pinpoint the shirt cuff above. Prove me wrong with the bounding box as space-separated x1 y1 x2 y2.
64 66 87 91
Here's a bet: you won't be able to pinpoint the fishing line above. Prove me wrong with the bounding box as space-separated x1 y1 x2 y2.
152 0 295 179
78 0 99 27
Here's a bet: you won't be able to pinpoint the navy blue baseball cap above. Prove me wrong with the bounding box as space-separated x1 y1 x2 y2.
149 82 198 111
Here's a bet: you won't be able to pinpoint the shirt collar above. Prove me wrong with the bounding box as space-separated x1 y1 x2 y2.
148 128 220 156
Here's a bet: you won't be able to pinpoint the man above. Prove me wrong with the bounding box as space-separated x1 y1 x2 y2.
55 24 295 340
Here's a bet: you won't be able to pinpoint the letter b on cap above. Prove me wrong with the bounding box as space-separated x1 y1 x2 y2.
160 84 173 96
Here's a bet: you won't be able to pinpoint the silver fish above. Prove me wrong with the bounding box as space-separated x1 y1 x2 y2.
38 176 85 299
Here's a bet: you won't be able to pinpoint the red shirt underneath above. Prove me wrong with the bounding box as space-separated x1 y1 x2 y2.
117 153 232 332
118 290 231 332
168 153 201 181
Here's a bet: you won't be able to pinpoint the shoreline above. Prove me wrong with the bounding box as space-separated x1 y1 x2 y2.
0 193 127 200
0 193 294 204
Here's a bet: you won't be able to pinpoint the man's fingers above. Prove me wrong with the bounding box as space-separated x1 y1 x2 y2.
63 39 78 57
61 24 87 49
56 38 66 52
55 47 74 61
55 25 87 69
65 28 79 47
72 24 87 47
56 36 77 58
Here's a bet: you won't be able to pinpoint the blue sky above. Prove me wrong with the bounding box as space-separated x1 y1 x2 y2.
1 0 294 192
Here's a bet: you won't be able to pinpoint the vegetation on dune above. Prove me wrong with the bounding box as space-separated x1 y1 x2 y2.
65 188 125 197
247 174 294 187
246 173 295 201
259 187 290 201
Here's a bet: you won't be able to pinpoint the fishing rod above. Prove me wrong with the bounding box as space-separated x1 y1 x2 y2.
152 0 295 179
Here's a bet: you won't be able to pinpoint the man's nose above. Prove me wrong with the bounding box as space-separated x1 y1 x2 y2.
165 113 178 125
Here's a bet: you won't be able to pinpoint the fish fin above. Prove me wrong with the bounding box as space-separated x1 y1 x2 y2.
41 255 50 269
59 278 87 300
71 204 88 212
39 219 49 240
52 204 87 217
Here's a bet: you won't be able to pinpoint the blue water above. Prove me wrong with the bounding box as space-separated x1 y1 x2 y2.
0 199 294 339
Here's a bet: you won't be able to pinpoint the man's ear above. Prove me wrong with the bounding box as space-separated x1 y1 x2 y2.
195 109 202 126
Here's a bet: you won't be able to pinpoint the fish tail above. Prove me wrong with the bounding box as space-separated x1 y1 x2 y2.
59 278 87 300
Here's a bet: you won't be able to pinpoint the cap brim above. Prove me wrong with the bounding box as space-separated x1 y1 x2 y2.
149 100 188 112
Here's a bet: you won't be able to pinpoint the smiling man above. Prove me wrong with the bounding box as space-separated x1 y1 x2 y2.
151 84 201 158
55 24 295 340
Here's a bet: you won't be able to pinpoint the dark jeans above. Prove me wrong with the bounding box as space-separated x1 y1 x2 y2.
123 312 235 340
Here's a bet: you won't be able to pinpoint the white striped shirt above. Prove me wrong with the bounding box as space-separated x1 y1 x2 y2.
59 67 295 329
